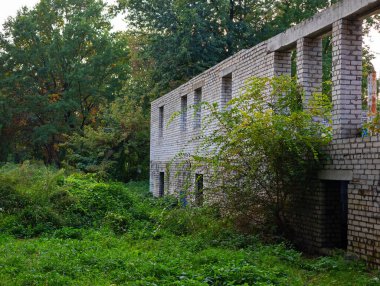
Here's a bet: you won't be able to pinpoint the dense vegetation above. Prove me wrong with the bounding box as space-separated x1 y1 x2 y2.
0 163 379 285
176 76 332 235
1 1 380 284
0 0 377 181
0 0 351 181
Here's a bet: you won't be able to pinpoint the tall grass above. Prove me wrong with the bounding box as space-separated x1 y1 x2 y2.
0 163 379 285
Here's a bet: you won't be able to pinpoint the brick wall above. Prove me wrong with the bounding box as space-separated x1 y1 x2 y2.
332 19 363 139
324 137 380 265
150 42 288 196
150 0 380 267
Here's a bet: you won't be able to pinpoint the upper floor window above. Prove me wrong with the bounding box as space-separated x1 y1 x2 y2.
159 106 164 138
221 73 232 108
181 95 188 131
194 88 202 129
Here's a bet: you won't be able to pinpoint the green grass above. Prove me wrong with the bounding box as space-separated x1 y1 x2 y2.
0 163 379 285
0 231 379 285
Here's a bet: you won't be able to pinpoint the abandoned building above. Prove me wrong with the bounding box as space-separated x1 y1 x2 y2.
150 0 380 266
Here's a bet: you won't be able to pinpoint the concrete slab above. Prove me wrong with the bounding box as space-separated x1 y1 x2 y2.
318 170 353 181
267 0 380 52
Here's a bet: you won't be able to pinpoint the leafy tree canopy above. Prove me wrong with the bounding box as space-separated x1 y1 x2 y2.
116 0 338 95
0 0 130 164
62 96 150 181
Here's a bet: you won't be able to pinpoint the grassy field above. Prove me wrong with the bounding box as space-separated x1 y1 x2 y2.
0 163 379 285
0 230 379 285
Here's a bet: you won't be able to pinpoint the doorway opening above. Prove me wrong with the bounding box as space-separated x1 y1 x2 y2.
322 180 348 250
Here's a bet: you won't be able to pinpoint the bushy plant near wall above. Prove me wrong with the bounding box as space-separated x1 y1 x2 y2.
175 76 332 235
0 162 229 239
0 163 155 238
0 164 379 285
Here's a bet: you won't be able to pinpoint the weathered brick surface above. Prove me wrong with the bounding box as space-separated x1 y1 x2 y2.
150 0 380 267
297 38 323 106
150 42 282 196
324 137 380 265
150 42 295 193
332 19 363 139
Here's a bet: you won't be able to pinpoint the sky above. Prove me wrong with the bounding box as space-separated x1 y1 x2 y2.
1 0 380 77
365 28 380 71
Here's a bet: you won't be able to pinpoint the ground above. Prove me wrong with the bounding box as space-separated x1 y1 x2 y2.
0 165 379 285
0 230 379 285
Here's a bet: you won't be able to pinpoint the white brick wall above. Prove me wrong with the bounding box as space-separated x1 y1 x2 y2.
149 0 380 267
332 19 363 139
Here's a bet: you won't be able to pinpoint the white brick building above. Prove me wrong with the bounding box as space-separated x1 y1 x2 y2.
150 0 380 266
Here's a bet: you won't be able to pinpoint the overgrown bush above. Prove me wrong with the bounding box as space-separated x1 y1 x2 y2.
0 163 229 239
0 164 379 285
176 76 332 235
61 96 150 182
0 163 157 237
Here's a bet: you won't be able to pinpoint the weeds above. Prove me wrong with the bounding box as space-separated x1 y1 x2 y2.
0 163 378 285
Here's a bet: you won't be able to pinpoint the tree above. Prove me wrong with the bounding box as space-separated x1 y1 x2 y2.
61 96 150 181
0 92 13 161
121 32 157 112
0 0 129 164
116 0 337 96
178 76 332 234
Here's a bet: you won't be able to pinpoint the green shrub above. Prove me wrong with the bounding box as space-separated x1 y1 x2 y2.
0 163 155 237
161 207 223 236
0 184 27 214
177 76 332 235
51 227 84 240
103 212 133 234
0 164 378 285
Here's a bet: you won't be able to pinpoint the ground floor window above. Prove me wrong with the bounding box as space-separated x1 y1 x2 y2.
195 174 204 206
159 172 165 197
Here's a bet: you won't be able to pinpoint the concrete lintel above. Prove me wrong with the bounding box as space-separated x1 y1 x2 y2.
220 65 236 77
180 86 192 96
193 80 205 90
267 0 380 52
318 170 353 181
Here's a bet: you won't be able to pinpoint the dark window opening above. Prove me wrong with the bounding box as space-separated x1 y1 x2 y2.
322 35 332 99
221 73 232 108
195 174 204 206
339 181 348 249
159 172 165 197
159 106 164 138
194 88 202 129
291 50 297 77
181 95 188 131
322 180 348 250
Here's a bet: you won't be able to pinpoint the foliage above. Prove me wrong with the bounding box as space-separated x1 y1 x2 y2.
0 163 228 240
177 76 332 235
121 32 157 112
0 163 154 237
363 112 380 135
61 96 150 181
0 165 378 285
362 45 376 108
1 233 378 286
117 0 338 96
0 0 129 164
